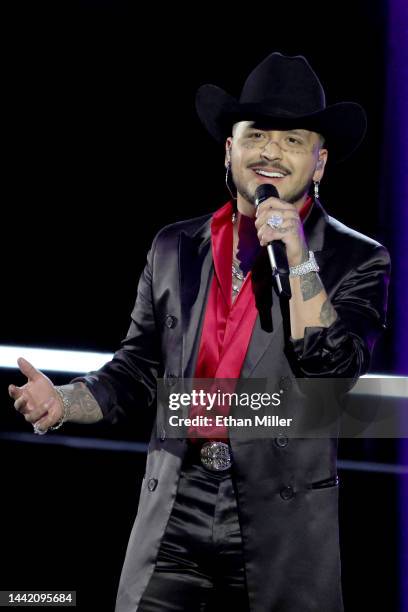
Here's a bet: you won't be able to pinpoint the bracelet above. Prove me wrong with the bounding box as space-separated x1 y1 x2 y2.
289 251 320 276
50 386 71 430
32 387 71 435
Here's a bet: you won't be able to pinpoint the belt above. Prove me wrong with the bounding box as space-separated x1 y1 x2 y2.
186 440 232 472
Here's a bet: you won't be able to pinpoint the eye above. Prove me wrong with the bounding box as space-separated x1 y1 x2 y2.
249 132 264 139
286 136 303 145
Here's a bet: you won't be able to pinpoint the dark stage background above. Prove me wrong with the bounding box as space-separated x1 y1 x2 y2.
1 1 405 611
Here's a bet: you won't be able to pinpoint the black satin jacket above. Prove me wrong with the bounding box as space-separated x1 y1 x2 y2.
78 200 390 612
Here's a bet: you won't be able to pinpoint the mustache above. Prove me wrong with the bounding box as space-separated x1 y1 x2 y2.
248 161 291 174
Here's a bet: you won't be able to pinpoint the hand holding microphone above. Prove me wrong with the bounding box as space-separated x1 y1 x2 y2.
254 184 308 298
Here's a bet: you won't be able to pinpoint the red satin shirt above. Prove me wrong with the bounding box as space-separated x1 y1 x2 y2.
188 197 313 438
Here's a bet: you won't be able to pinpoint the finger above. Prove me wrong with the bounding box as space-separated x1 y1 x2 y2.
256 198 296 214
14 395 28 413
257 216 288 239
17 357 42 382
259 220 295 238
255 208 298 227
31 415 49 434
263 209 298 220
26 395 61 426
8 384 24 400
258 220 298 246
255 210 284 231
32 401 62 430
255 197 280 217
255 199 280 217
25 408 49 425
255 206 284 221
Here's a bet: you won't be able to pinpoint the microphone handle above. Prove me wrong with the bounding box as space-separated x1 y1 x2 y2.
267 241 291 298
254 184 292 299
266 240 289 276
266 243 283 294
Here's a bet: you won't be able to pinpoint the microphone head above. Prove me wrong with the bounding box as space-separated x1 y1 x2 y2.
255 184 280 208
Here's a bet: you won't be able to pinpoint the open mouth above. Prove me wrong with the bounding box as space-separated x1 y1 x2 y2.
253 169 289 178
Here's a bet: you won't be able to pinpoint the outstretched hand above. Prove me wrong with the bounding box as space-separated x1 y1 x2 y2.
8 357 63 433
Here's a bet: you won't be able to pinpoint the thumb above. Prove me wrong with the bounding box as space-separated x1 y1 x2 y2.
17 357 42 382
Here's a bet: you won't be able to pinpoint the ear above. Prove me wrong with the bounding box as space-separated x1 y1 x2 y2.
313 148 328 182
225 137 232 167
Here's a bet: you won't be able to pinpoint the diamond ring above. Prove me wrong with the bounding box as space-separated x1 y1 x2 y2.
267 214 284 230
33 422 47 435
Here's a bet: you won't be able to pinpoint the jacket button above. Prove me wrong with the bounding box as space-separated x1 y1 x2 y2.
275 435 289 448
280 486 295 501
279 376 292 392
147 478 158 492
165 374 178 387
165 315 177 329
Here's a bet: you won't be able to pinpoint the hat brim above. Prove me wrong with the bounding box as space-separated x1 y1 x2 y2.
196 84 367 163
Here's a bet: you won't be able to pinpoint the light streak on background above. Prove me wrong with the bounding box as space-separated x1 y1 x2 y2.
0 345 112 373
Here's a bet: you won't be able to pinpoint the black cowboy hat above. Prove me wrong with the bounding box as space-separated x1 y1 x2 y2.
195 52 367 163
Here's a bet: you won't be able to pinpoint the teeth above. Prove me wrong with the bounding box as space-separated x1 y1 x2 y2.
255 170 286 178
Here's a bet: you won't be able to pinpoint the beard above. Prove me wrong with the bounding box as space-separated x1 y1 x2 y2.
231 172 256 206
282 181 313 204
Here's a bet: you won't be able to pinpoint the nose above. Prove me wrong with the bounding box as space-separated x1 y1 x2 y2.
260 139 283 160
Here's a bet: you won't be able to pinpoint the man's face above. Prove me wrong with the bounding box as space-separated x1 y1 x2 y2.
226 121 328 211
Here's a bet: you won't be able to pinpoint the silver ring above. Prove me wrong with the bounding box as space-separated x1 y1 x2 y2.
267 214 284 230
33 422 47 435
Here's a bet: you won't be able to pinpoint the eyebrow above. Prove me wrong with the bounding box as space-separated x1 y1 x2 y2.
286 129 308 137
245 125 308 137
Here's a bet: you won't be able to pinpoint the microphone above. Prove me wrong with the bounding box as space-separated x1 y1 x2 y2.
255 184 292 299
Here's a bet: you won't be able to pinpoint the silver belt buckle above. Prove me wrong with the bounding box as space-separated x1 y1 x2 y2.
200 441 232 471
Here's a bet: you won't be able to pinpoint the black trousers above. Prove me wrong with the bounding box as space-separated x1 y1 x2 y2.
138 446 249 611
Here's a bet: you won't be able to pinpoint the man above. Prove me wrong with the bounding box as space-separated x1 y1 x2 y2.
9 53 390 611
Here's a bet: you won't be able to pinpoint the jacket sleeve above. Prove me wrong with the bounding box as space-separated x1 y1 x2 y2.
72 234 162 423
289 244 391 379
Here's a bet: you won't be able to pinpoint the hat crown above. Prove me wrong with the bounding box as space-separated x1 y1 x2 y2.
195 50 367 162
239 52 326 116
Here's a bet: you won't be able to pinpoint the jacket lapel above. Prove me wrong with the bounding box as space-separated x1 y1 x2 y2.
305 199 336 274
179 218 213 377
